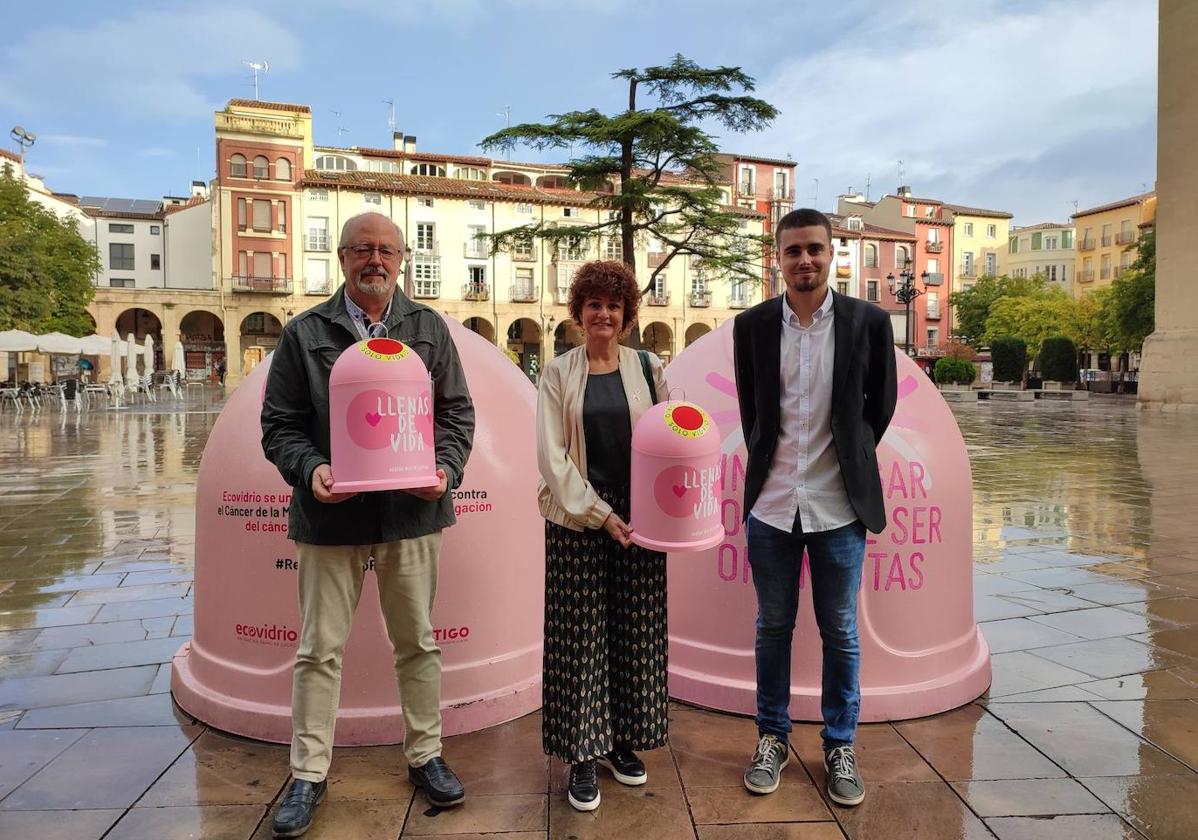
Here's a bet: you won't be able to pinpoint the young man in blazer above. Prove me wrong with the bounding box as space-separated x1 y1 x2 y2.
732 208 897 807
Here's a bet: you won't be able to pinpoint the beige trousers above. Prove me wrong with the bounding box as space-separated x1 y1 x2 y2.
291 533 443 781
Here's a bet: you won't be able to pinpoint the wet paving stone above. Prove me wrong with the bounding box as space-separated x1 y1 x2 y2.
1 384 1197 835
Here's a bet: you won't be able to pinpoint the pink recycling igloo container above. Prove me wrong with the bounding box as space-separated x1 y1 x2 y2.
630 401 724 553
330 337 438 492
172 318 545 745
663 322 990 721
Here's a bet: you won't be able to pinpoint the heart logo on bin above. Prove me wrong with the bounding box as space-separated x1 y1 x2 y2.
365 411 382 427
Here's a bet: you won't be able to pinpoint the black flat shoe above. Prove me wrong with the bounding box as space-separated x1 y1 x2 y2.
568 760 601 811
598 746 647 786
272 778 326 838
409 756 465 807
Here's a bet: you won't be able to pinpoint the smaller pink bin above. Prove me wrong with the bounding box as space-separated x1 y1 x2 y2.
330 337 437 492
630 401 724 553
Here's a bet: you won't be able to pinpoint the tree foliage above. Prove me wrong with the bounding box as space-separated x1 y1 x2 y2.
1039 336 1078 382
982 288 1075 356
990 337 1027 383
479 55 778 294
0 167 99 335
949 274 1051 349
1107 228 1155 352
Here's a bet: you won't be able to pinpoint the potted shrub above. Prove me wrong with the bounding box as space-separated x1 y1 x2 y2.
989 337 1027 389
934 356 977 390
1039 336 1078 390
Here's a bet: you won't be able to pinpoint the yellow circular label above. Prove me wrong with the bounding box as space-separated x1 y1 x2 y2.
663 403 711 438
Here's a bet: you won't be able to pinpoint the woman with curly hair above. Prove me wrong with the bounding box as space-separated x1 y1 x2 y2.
536 259 670 812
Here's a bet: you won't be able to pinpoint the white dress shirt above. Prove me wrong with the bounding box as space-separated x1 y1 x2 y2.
749 289 857 534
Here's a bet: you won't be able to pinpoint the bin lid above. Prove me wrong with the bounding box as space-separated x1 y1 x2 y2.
632 401 719 458
330 338 430 386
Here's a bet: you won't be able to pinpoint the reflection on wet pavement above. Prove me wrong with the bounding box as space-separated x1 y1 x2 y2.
1 396 1197 838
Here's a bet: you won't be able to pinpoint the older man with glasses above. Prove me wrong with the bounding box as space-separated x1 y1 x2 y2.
261 212 476 838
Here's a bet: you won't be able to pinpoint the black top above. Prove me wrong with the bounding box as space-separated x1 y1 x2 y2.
582 370 631 486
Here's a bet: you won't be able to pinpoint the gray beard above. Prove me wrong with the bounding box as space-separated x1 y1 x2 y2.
357 276 390 296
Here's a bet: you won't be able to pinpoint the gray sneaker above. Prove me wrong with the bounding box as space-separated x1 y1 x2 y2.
824 745 865 806
743 734 789 794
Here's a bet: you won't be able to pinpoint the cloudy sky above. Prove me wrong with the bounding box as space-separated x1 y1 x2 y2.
1 0 1157 224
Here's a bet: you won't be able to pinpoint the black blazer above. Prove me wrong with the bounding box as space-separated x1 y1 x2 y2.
732 292 897 534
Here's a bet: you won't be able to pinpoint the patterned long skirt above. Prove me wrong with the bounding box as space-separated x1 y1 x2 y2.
541 482 669 763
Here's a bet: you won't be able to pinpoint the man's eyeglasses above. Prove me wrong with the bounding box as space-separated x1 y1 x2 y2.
344 244 402 260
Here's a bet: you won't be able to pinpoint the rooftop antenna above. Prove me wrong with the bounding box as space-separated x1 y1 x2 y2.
864 172 872 201
331 110 349 142
897 160 905 186
1070 199 1079 216
384 99 396 133
496 105 511 160
242 60 269 100
812 177 819 208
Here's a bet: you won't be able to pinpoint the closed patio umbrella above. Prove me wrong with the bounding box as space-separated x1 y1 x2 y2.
143 334 155 377
125 332 139 387
172 342 185 376
109 331 124 387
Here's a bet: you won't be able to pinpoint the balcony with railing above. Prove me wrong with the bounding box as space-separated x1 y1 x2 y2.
305 232 330 251
464 240 489 259
511 244 538 262
923 272 944 286
1078 269 1095 283
1101 234 1112 247
462 282 490 302
233 275 292 294
1100 266 1112 281
925 240 944 254
689 290 712 308
510 284 539 303
647 292 670 307
553 285 571 306
959 263 976 278
1080 238 1096 251
738 180 756 198
1116 231 1136 246
728 292 751 310
926 303 941 320
412 240 440 257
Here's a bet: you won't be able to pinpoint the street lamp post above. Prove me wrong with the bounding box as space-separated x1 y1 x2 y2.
9 126 36 162
887 259 929 357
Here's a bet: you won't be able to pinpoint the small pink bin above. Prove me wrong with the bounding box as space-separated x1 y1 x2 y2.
630 401 724 553
329 337 438 492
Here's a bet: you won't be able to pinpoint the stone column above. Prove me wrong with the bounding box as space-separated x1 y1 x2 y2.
1138 0 1198 409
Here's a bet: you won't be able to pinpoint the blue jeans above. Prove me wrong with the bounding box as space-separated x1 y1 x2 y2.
747 514 867 749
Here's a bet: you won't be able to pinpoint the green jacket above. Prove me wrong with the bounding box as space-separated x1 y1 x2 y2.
260 285 475 545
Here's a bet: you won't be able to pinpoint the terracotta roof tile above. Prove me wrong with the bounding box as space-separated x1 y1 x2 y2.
0 148 20 163
861 223 917 242
1072 191 1154 219
718 152 797 168
300 170 599 206
164 195 208 215
943 202 1014 219
1011 221 1073 232
227 98 311 113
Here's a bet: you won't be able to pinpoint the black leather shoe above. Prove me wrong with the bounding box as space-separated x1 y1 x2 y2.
568 760 601 811
598 746 647 786
272 778 326 838
409 756 465 807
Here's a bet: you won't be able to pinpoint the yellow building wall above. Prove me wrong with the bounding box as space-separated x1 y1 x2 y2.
952 215 1009 286
1073 196 1155 296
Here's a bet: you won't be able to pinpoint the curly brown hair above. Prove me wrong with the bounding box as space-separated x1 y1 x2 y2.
567 260 640 335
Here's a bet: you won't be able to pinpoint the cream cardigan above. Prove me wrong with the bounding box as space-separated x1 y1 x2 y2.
536 343 669 531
